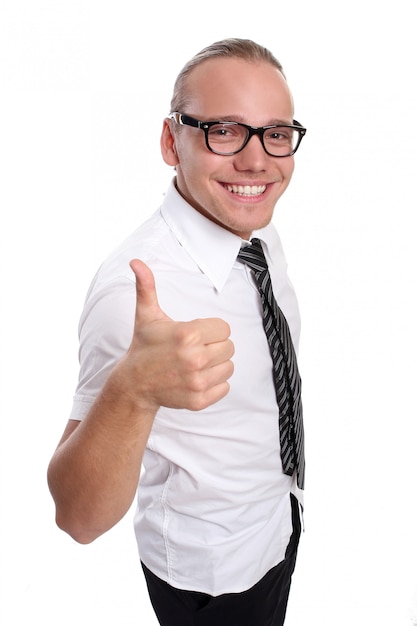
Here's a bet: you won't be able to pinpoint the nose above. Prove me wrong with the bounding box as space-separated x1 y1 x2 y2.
233 134 268 171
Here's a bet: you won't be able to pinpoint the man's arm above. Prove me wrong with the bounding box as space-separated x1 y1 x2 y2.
47 260 234 544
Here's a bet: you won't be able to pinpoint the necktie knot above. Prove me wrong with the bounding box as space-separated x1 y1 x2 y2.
237 238 268 275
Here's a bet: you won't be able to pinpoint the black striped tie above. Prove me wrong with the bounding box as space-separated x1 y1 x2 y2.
238 238 305 490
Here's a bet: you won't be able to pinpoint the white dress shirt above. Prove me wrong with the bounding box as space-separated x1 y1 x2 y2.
70 179 302 596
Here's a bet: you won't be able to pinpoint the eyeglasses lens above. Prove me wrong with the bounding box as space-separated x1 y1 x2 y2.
206 123 299 156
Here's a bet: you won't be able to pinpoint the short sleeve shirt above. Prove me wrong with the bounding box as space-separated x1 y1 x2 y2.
70 179 302 596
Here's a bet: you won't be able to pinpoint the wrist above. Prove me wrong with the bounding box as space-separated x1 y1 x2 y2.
103 357 161 418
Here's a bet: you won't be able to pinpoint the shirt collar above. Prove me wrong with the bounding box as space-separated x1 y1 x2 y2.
160 179 277 292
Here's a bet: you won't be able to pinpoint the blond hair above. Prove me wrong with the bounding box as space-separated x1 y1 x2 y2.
170 38 285 113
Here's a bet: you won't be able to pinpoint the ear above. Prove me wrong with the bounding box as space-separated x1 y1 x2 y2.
160 118 180 166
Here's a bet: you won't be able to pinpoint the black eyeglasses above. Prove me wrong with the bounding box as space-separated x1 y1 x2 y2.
169 112 306 157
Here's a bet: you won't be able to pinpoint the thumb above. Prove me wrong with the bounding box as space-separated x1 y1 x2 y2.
130 259 170 326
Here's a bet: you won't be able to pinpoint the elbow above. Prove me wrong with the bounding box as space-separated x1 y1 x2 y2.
48 473 106 544
54 509 105 545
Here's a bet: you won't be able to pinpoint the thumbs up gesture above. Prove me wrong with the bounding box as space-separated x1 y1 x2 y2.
123 259 235 412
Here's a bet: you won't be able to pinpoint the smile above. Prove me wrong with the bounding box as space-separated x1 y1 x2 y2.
226 184 267 196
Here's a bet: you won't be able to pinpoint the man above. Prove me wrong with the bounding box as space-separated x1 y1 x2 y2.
48 38 307 625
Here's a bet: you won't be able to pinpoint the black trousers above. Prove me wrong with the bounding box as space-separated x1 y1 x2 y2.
141 494 301 626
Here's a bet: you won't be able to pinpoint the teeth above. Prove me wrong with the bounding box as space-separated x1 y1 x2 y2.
226 184 266 196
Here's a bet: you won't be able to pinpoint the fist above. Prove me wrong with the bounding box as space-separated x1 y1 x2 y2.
123 259 235 412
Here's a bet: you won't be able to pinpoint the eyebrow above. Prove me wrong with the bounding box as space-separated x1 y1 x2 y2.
206 114 294 126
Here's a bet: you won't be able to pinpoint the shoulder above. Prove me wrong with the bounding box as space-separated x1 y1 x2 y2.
86 208 177 296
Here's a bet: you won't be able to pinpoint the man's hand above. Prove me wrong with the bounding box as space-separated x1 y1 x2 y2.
123 259 235 412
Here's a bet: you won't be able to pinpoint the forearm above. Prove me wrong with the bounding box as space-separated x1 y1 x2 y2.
47 366 157 544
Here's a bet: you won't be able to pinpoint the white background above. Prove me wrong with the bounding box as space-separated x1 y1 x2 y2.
1 1 416 624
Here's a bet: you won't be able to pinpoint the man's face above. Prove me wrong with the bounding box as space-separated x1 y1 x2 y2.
162 57 296 240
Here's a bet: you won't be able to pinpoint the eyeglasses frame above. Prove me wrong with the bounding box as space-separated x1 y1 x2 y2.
169 112 307 157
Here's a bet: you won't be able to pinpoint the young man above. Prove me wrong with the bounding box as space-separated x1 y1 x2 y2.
48 39 307 625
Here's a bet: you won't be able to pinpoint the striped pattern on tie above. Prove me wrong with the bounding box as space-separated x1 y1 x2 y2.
237 238 305 490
